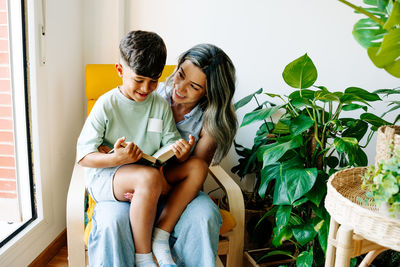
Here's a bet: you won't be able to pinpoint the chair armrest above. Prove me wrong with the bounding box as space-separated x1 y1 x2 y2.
208 165 245 267
66 163 86 266
208 165 245 227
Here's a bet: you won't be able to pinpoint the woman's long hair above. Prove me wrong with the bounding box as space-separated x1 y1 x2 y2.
167 44 238 165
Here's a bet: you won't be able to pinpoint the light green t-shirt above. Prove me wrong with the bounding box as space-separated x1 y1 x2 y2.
76 87 181 165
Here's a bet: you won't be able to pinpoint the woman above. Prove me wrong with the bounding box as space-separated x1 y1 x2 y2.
89 43 237 267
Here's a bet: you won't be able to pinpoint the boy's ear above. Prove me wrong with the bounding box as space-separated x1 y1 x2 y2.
115 63 123 77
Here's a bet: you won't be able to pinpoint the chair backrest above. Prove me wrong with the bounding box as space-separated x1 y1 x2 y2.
85 64 176 115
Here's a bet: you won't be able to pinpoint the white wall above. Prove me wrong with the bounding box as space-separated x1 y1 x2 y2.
0 0 84 265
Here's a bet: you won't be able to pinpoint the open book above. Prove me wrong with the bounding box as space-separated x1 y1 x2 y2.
108 143 175 167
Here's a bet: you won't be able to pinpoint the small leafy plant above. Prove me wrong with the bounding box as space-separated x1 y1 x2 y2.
232 53 391 266
362 148 400 216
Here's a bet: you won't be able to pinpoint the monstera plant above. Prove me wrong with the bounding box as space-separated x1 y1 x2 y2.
338 0 400 77
232 54 391 265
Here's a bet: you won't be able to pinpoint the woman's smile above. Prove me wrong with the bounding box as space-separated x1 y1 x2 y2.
174 88 185 99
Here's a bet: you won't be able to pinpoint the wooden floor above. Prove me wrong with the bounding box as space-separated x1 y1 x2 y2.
46 245 68 267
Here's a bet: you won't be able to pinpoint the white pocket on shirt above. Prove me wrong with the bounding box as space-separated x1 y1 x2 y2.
147 118 163 133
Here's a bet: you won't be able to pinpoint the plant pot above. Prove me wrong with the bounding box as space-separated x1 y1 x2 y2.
244 209 273 250
243 244 297 267
379 202 400 220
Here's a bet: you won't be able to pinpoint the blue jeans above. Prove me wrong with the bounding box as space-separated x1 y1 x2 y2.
88 191 222 267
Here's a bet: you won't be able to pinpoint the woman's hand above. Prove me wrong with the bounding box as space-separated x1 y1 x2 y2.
113 137 143 165
172 135 195 162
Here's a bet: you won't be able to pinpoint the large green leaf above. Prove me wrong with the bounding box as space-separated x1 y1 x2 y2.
241 105 281 127
313 218 329 254
344 87 381 101
273 119 291 134
353 18 386 48
367 27 400 77
282 54 318 89
333 137 359 165
285 168 318 204
261 157 303 202
383 0 400 30
258 164 280 199
289 114 314 136
276 205 292 229
314 90 341 102
289 89 315 100
262 135 303 167
354 147 369 166
234 88 263 110
272 225 293 247
292 222 317 246
306 172 328 207
342 103 368 112
273 166 317 205
342 119 369 141
296 250 313 267
360 112 392 127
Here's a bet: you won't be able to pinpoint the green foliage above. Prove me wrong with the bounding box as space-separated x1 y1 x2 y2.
362 149 400 215
374 87 400 124
338 0 400 77
232 54 390 265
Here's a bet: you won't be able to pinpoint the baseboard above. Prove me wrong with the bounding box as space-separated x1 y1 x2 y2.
28 228 67 267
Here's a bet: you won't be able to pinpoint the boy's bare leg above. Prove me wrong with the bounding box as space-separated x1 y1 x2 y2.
113 164 162 253
157 157 208 232
151 158 207 266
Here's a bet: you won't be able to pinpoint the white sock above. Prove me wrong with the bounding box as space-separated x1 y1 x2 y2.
135 252 157 267
152 227 177 267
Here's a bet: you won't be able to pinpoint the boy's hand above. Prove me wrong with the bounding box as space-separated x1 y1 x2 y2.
172 135 195 162
113 137 143 165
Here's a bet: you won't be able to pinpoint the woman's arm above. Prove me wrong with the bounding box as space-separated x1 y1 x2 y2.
192 129 217 166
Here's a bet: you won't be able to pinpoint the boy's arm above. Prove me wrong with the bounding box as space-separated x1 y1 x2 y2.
79 137 143 168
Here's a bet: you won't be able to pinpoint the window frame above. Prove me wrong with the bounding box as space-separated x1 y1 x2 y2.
0 0 59 264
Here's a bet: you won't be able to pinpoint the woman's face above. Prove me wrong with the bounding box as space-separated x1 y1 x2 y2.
172 60 207 107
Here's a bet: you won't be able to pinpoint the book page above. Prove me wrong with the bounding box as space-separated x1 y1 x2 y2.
152 144 174 158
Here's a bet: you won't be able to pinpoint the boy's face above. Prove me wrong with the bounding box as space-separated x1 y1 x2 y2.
116 63 159 102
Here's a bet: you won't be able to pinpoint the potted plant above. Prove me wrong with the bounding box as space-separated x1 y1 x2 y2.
362 148 400 218
233 53 390 266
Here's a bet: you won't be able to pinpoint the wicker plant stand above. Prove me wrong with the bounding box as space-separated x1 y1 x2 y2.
324 167 400 267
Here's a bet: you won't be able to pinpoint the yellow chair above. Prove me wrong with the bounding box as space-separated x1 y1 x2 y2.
66 64 245 267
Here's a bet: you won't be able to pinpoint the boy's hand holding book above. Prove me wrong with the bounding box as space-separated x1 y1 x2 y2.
172 135 195 162
112 137 143 165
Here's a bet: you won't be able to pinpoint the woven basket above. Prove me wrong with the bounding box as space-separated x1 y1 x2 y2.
325 167 400 251
375 125 400 165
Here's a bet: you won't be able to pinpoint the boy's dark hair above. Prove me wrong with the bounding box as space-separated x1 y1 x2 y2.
119 30 167 79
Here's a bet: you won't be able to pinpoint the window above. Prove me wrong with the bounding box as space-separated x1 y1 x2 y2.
0 0 35 247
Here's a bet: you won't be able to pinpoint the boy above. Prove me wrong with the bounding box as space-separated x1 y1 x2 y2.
77 30 192 267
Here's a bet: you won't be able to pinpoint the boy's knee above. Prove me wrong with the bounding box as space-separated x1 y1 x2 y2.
136 168 162 194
